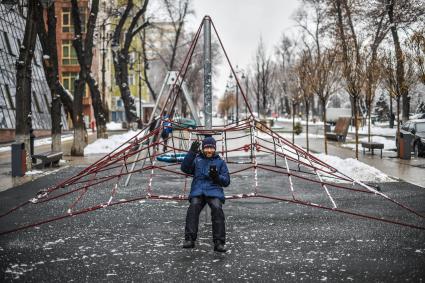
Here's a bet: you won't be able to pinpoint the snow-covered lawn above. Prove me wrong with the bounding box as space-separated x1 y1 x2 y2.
341 136 396 152
314 153 394 183
106 121 124 131
84 130 144 155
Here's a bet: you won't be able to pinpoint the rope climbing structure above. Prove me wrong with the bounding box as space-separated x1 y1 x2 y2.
0 16 424 236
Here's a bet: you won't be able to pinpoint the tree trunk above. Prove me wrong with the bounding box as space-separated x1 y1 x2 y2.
70 77 87 156
367 104 371 143
114 51 138 123
396 96 401 136
292 102 295 144
70 0 91 156
387 0 409 122
354 96 359 159
36 2 63 152
15 0 38 170
306 101 309 152
88 74 108 138
389 95 394 128
322 99 328 154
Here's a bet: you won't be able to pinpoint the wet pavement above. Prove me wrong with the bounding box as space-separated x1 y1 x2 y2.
0 154 424 282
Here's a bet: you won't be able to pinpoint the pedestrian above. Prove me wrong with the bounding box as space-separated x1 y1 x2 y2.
160 112 172 152
181 136 230 252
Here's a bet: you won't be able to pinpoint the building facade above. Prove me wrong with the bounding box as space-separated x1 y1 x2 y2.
0 3 68 143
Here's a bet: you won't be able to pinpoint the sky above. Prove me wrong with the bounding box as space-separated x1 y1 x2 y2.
189 0 301 98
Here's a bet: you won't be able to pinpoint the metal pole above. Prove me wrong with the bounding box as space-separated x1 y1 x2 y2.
236 83 239 125
245 76 249 116
203 16 212 224
138 53 142 124
101 24 106 108
203 16 212 130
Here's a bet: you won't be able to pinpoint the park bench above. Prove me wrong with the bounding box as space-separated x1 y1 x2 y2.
325 117 351 142
33 151 63 168
361 141 384 158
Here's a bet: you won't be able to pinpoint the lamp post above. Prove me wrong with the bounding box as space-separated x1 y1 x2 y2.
100 21 113 112
137 52 142 127
228 66 245 125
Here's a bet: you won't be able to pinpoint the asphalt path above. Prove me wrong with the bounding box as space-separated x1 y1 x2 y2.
0 155 424 282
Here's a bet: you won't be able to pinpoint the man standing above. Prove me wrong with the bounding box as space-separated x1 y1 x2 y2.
181 136 230 252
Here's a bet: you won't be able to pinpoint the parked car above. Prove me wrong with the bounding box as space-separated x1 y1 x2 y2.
396 119 425 157
410 113 425 120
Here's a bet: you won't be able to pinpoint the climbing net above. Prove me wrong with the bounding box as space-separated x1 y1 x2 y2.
0 17 424 235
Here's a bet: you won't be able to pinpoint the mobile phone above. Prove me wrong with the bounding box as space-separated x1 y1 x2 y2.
209 165 217 172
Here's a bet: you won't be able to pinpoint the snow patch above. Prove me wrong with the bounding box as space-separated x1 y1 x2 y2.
106 121 123 131
25 170 43 176
342 136 396 151
84 130 143 155
314 153 394 183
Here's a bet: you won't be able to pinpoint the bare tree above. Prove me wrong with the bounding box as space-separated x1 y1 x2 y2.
70 0 107 154
274 33 297 115
382 50 417 136
330 0 365 159
286 66 303 143
36 2 75 152
217 91 235 121
251 38 274 118
385 0 425 123
15 0 38 169
408 28 425 85
362 2 390 143
295 50 315 152
111 0 149 123
295 0 340 154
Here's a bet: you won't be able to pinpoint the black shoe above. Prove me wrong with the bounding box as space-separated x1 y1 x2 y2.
214 242 227 253
182 240 195 249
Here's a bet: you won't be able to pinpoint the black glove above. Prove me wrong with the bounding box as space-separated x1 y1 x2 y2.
209 165 220 185
189 140 200 153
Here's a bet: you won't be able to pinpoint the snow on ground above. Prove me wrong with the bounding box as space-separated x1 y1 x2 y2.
342 136 396 152
0 135 74 153
314 153 394 183
106 121 123 131
25 170 44 176
348 125 396 137
84 130 143 155
257 131 324 140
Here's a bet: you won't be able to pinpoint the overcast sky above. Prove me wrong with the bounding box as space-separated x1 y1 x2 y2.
189 0 301 97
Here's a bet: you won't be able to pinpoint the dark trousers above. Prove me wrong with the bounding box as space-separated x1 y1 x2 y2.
185 196 225 244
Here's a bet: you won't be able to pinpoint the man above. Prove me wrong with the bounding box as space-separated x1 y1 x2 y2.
181 136 230 252
160 112 172 152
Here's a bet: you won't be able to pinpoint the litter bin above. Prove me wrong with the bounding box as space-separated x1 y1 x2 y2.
398 132 413 160
12 143 26 177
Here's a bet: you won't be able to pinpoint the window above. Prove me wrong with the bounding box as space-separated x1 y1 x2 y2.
3 32 16 56
3 84 14 109
32 91 42 113
62 72 78 94
62 7 72 32
62 40 78 65
128 72 135 86
43 93 51 114
62 7 87 33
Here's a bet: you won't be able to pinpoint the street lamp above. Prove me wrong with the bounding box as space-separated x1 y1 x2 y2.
228 66 246 125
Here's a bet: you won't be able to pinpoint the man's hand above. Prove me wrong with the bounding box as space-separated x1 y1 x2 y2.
209 166 220 185
189 140 200 153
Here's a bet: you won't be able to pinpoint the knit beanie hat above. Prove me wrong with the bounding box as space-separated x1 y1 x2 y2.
202 136 216 149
